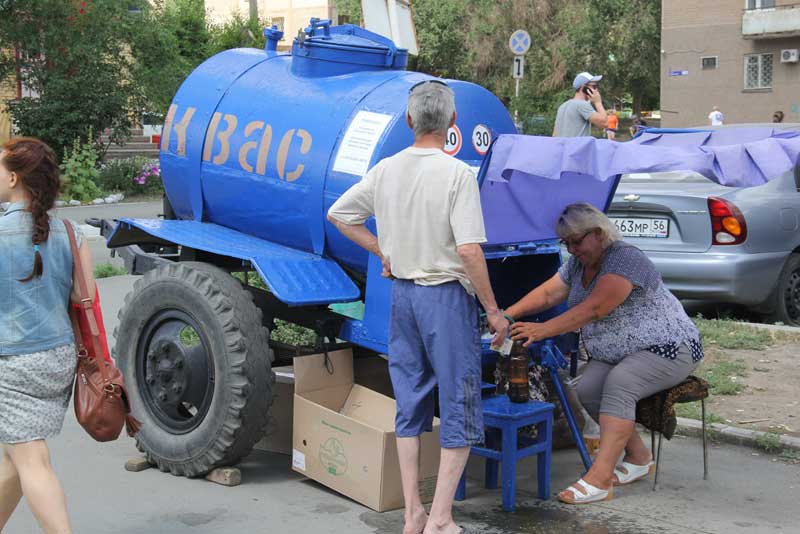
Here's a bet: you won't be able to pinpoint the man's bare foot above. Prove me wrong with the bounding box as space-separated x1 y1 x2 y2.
422 518 462 534
403 506 428 534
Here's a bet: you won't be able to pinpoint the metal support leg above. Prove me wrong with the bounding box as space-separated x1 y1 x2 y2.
702 398 709 480
537 415 552 500
548 367 592 471
652 432 663 491
651 429 656 462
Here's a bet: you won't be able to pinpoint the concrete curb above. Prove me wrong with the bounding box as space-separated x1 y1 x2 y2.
732 321 800 333
675 416 800 452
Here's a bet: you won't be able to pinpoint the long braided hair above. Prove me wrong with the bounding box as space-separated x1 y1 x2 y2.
1 137 61 282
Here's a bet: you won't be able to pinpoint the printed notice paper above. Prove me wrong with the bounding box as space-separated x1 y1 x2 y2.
332 111 394 177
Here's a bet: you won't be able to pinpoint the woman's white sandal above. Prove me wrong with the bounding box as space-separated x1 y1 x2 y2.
613 461 655 485
558 478 613 504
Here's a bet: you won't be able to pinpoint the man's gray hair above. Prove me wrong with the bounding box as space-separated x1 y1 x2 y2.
555 202 621 248
407 81 455 138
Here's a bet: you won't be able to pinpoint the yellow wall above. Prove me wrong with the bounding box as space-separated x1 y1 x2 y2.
0 75 16 145
205 0 335 45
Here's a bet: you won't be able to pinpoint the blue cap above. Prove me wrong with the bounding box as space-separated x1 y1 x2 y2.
573 71 603 90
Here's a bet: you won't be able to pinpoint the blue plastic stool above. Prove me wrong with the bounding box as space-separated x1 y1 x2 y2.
455 395 554 511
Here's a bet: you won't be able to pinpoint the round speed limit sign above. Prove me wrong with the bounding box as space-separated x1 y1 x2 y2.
443 124 462 156
472 124 492 156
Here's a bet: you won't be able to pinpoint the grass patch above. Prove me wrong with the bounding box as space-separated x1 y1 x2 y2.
675 401 726 424
779 449 800 464
232 271 268 291
271 319 317 346
754 431 782 454
94 263 128 278
179 326 201 347
693 317 774 350
697 358 747 395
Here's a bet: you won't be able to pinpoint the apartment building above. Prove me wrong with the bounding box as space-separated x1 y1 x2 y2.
661 0 800 127
205 0 336 48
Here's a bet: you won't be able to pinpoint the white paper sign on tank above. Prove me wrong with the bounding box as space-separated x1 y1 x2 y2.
362 0 419 55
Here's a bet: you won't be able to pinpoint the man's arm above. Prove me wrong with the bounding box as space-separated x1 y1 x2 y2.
586 88 608 129
327 215 392 277
327 216 380 257
457 243 509 341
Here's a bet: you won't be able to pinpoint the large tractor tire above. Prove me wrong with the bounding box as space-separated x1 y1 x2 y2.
114 261 274 476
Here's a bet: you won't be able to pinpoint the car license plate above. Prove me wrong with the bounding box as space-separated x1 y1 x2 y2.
610 217 669 238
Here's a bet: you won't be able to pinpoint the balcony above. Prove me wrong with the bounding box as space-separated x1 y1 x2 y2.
743 4 800 39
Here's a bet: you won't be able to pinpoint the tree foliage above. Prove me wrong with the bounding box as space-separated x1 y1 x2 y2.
333 0 661 130
0 0 149 158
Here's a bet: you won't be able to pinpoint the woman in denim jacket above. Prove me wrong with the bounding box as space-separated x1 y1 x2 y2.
0 137 96 534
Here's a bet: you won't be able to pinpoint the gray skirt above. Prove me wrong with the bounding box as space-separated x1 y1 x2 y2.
0 344 77 444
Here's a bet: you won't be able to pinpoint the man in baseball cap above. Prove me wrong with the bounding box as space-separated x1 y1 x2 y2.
573 72 603 90
553 71 608 137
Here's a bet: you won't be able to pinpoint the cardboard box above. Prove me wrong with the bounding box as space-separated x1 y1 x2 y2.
292 349 440 512
254 366 295 455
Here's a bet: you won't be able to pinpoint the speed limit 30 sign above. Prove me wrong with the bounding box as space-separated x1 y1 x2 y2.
472 124 491 156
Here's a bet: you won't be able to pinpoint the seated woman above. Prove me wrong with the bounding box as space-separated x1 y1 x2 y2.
504 202 703 504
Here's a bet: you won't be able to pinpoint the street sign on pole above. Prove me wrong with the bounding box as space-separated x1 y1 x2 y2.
512 56 524 80
509 30 531 55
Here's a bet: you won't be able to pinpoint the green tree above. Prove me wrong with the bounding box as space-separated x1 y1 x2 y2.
0 0 150 158
130 0 211 118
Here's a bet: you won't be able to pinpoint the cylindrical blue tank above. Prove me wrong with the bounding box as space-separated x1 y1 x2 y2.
159 19 515 273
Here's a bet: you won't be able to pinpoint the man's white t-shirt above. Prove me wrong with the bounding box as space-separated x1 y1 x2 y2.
327 147 486 294
708 110 724 126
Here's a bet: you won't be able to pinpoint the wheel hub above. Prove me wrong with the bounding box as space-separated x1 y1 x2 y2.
138 311 215 434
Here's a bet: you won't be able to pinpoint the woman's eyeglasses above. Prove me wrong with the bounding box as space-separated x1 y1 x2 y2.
560 230 593 249
408 79 449 94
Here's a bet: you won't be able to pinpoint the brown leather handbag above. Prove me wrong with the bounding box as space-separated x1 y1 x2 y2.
64 220 141 442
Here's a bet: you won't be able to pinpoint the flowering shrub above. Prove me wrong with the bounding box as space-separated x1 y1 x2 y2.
135 162 160 186
98 156 163 195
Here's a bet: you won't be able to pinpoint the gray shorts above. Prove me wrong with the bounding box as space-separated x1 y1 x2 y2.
575 344 699 422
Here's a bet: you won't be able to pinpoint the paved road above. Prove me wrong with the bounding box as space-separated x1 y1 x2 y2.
4 201 798 532
4 274 798 533
55 200 162 268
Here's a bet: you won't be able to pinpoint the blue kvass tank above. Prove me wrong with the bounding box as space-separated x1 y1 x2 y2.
159 18 516 274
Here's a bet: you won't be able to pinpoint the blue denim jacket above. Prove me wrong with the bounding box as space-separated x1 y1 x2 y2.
0 202 83 355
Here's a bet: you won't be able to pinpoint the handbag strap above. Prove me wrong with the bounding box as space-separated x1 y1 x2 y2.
64 220 106 373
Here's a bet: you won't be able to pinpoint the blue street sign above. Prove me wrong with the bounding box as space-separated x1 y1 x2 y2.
509 30 531 55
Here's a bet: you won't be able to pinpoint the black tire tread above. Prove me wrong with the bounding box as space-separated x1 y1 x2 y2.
114 261 274 477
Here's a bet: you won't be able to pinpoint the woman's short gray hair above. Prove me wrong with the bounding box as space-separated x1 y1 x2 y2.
407 81 455 138
556 202 622 248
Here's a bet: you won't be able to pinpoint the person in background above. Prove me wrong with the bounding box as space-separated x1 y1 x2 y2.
629 114 647 138
605 109 619 140
327 80 510 534
708 106 724 126
0 137 97 534
773 110 785 123
553 71 609 137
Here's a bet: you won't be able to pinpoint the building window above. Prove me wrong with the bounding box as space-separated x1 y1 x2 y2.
271 16 285 32
746 0 775 9
701 56 718 70
745 53 773 89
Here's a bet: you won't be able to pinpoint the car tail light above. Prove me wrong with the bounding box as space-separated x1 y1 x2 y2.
708 197 747 245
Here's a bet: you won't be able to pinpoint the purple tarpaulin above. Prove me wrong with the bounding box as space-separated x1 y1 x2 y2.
480 129 800 245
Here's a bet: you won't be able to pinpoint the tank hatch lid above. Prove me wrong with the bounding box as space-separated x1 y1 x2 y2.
293 18 408 69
